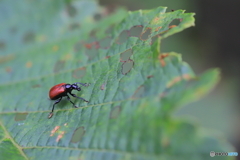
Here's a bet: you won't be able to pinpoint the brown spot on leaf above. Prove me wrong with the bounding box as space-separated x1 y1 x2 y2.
169 25 177 29
158 53 169 67
50 126 60 136
167 74 192 88
155 26 162 32
71 126 85 143
105 56 110 59
147 75 154 79
153 17 160 23
120 49 132 62
182 74 192 80
129 25 143 37
5 67 12 73
84 43 92 49
15 113 28 121
140 28 152 41
0 55 15 64
167 77 182 88
121 59 134 75
54 60 65 73
72 67 86 79
56 131 65 142
100 83 106 90
110 106 121 119
25 61 32 68
132 85 145 98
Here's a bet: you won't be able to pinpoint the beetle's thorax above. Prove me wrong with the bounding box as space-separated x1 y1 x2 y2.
64 84 73 92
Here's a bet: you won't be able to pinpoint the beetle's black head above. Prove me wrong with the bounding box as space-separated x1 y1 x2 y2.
64 84 81 92
71 83 81 91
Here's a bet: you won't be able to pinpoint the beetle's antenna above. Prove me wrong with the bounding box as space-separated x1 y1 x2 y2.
74 82 90 87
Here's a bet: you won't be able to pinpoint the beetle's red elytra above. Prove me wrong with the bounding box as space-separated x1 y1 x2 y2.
48 82 89 119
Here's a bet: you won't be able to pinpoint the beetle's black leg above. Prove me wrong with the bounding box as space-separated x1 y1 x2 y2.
66 95 78 108
48 97 62 119
70 93 89 102
75 82 90 87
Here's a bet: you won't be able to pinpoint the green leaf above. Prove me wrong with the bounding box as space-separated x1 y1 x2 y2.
0 0 233 160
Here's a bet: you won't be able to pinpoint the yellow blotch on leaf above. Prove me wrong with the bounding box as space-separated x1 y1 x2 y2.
25 61 32 68
52 45 59 52
63 53 73 60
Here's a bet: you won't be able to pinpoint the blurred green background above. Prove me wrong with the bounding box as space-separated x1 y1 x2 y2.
99 0 240 156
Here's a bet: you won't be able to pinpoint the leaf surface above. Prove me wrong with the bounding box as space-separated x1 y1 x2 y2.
0 0 233 160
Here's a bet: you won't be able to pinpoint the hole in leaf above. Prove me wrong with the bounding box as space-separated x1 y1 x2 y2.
140 28 152 41
23 31 35 43
54 60 65 73
71 126 85 143
85 47 98 60
129 25 143 37
105 25 114 34
93 13 102 21
72 67 86 79
66 4 77 17
15 113 28 121
69 23 80 30
132 85 145 98
110 106 121 119
151 35 160 45
99 37 111 49
121 59 134 75
168 19 181 29
0 41 6 50
120 49 132 62
116 30 129 44
90 30 97 37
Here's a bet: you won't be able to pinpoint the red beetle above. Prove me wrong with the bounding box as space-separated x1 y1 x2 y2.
48 82 89 119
